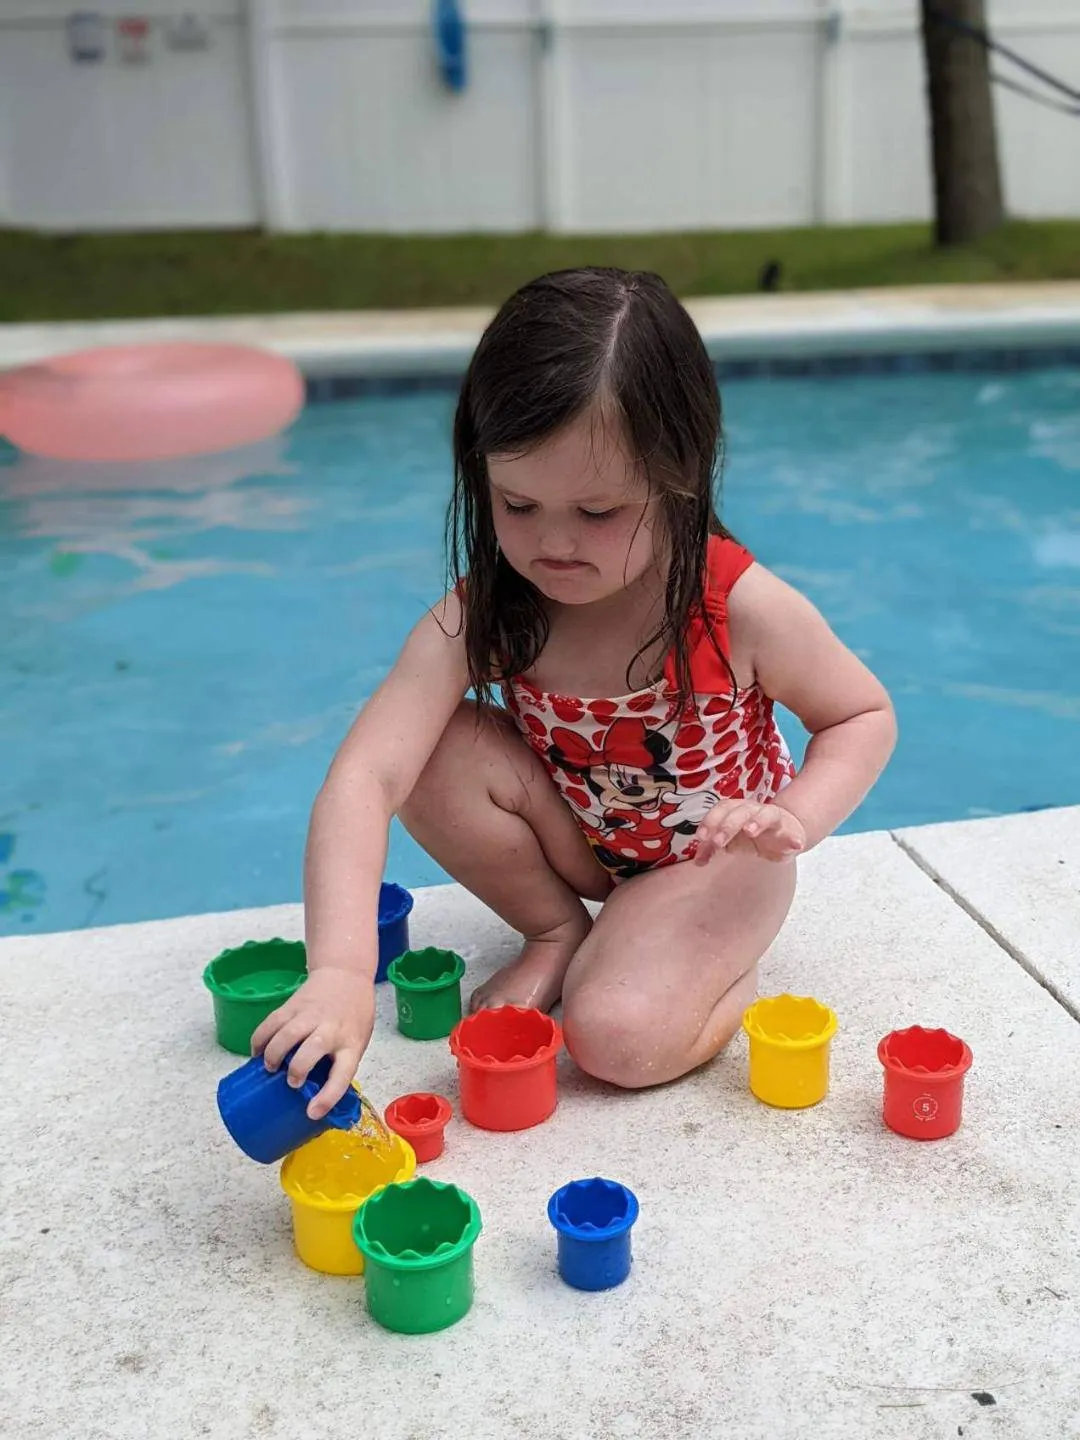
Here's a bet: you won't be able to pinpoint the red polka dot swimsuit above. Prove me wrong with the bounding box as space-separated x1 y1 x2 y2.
502 536 796 881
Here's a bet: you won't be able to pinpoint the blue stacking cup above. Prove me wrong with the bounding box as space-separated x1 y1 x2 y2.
376 882 414 983
216 1050 361 1164
547 1177 639 1291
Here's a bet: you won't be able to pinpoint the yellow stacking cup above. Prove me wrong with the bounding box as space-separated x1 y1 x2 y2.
742 994 838 1109
280 1126 416 1275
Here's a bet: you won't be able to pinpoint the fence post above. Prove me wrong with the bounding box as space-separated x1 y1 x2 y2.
536 0 571 233
246 0 290 231
817 3 851 223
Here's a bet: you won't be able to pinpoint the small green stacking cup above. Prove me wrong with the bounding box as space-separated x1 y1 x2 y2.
352 1178 482 1334
387 947 466 1040
202 938 307 1054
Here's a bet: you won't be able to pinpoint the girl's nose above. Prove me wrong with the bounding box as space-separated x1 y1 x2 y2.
538 531 577 561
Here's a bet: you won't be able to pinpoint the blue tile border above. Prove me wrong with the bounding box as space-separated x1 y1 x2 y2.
712 343 1080 380
305 372 462 403
304 344 1080 402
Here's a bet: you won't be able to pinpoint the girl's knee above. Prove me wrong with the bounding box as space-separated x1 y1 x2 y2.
400 703 500 815
563 966 754 1089
562 984 675 1089
400 702 543 832
398 728 456 834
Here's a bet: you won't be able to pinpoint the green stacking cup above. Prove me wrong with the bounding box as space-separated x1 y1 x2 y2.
387 947 466 1040
202 938 307 1054
353 1178 482 1334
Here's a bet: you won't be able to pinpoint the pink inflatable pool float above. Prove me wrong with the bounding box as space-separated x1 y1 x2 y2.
0 342 304 462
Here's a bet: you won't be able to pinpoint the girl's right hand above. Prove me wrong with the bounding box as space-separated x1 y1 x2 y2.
251 968 375 1120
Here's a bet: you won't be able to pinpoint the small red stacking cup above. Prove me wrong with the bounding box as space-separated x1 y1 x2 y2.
878 1025 973 1140
384 1093 453 1163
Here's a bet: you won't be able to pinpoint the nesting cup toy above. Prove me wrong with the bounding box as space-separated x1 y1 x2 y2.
376 882 414 984
280 1124 416 1274
449 1005 563 1131
202 938 306 1054
742 994 838 1109
385 1093 453 1163
352 1177 482 1334
387 947 465 1040
548 1178 639 1292
878 1025 973 1140
216 1050 362 1164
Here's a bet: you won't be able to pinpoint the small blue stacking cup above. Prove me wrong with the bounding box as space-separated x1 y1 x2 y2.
547 1177 639 1291
376 882 414 984
216 1050 362 1164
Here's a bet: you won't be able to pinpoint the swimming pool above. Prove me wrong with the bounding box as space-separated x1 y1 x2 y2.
3 361 1079 935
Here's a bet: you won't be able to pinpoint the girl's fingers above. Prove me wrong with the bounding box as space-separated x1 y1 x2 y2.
262 1015 315 1074
696 803 796 863
694 806 734 863
758 828 803 861
695 802 753 862
308 1048 362 1120
250 1009 278 1058
286 1032 330 1090
744 807 777 838
712 801 760 848
251 1000 298 1058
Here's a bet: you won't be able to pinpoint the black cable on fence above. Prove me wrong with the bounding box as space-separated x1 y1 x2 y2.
991 70 1080 119
927 5 1080 117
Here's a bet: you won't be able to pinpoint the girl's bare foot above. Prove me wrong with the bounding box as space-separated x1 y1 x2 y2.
469 909 593 1013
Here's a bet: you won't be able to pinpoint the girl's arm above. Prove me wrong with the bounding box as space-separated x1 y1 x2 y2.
251 591 469 1115
696 564 897 862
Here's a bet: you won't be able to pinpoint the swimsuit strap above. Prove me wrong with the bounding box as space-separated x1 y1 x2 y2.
662 534 754 695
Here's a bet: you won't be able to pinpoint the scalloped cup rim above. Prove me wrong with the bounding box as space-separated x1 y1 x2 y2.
378 882 414 927
387 947 466 991
280 1134 415 1213
353 1178 481 1270
742 994 838 1049
548 1178 639 1241
449 1005 563 1069
202 936 306 998
878 1025 973 1079
386 1092 453 1133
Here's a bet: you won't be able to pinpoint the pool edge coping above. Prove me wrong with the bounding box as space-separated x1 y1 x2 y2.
4 281 1080 376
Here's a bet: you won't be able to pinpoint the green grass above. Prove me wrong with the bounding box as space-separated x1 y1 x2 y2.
2 220 1079 323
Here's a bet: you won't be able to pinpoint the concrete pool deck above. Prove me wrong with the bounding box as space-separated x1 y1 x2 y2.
4 280 1080 376
2 808 1078 1440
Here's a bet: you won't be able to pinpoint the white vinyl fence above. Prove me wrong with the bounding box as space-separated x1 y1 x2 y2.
2 0 1079 234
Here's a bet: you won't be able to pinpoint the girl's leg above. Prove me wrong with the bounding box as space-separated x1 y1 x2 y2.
398 701 611 1012
561 851 796 1088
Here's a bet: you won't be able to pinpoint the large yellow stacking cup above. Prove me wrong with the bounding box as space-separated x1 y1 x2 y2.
280 1126 416 1275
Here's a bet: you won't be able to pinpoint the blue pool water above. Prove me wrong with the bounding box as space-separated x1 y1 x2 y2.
3 364 1079 935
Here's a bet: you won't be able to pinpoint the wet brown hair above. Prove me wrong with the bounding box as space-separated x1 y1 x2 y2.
447 266 734 710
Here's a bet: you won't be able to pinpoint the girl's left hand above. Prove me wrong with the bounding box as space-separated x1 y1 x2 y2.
692 799 806 865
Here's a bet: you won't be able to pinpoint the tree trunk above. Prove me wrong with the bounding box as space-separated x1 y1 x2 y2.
920 0 1005 245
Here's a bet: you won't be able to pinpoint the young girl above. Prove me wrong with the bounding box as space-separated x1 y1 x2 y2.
253 267 896 1118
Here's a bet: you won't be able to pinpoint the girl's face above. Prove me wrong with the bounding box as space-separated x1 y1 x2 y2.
486 409 661 605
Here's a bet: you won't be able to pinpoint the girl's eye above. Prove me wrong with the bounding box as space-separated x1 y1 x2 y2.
579 507 619 521
501 498 536 515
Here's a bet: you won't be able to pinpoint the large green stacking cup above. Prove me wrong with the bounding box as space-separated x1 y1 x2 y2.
352 1178 481 1334
202 938 307 1054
